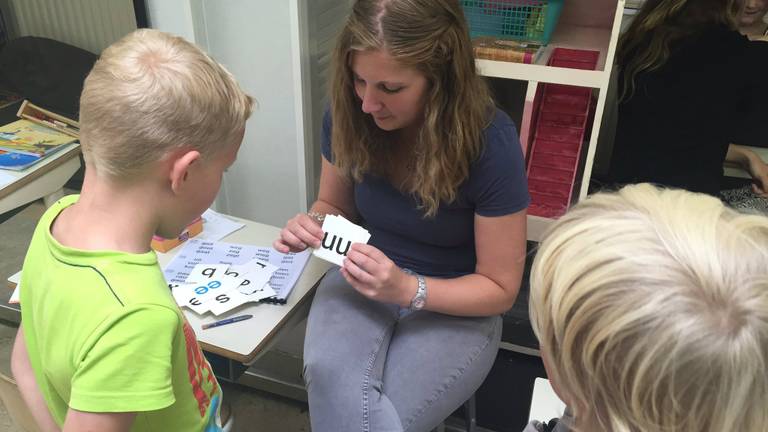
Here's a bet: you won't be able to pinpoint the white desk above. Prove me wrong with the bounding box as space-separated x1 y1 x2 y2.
155 216 332 365
8 214 332 366
0 144 81 215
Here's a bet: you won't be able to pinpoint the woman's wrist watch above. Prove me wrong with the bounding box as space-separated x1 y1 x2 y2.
401 268 427 310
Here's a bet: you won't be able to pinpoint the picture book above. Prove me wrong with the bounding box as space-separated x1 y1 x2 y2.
0 119 78 157
0 149 41 171
472 37 545 64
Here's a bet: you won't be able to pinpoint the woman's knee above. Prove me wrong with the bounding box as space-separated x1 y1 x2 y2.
303 353 364 409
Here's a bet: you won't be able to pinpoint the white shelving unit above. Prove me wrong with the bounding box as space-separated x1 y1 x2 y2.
476 0 625 241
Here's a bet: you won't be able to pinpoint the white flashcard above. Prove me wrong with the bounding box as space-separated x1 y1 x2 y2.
208 289 251 316
172 283 212 315
312 215 371 266
186 264 231 284
249 282 277 300
230 259 279 295
182 270 244 306
208 283 277 316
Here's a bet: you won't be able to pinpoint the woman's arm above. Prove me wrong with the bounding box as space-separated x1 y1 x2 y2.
343 209 527 317
726 144 768 197
11 326 61 432
424 210 527 316
274 157 358 253
311 158 359 221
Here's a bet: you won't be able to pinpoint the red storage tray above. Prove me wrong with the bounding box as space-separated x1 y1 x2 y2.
529 165 573 184
542 93 590 114
531 153 577 171
539 111 586 128
546 84 592 96
533 139 580 157
536 125 583 144
548 48 600 69
526 48 599 218
528 179 571 199
528 192 569 218
550 58 597 70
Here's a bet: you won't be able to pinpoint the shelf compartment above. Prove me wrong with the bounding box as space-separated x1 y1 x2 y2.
476 24 612 88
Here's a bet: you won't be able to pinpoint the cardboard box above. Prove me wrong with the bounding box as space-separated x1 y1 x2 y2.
151 217 203 253
17 100 80 138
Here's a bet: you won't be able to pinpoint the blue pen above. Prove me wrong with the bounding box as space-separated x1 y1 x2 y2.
201 314 253 330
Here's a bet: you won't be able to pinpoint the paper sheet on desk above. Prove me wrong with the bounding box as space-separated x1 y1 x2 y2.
0 171 15 188
162 239 311 304
8 271 21 304
197 208 245 241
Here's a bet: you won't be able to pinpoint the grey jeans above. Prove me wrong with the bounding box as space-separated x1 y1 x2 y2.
304 268 502 432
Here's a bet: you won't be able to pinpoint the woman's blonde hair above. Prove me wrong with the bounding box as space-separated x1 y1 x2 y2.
530 183 768 432
79 29 253 179
330 0 493 217
617 0 743 100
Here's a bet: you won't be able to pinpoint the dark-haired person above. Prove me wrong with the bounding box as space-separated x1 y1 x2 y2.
608 0 768 198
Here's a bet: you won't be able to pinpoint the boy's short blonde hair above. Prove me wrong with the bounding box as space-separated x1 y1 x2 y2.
79 29 253 178
530 183 768 432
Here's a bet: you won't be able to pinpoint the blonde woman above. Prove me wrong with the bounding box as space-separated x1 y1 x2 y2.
526 183 768 432
274 0 528 430
607 0 768 197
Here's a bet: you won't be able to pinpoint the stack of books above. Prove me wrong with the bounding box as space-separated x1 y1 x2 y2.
472 36 545 64
0 101 79 171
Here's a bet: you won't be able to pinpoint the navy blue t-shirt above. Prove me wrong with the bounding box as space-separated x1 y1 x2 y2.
321 108 529 277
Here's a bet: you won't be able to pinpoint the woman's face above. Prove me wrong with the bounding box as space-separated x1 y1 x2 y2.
741 0 768 27
350 49 429 133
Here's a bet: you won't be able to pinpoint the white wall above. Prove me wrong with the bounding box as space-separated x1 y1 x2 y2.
4 0 137 53
146 0 307 227
145 0 197 43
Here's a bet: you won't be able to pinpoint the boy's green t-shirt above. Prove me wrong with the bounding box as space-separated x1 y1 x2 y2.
19 195 223 431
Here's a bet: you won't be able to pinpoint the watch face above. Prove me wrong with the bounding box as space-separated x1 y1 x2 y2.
412 297 426 310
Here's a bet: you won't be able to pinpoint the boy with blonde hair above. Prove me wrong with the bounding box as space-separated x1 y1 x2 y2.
526 183 768 432
10 29 253 431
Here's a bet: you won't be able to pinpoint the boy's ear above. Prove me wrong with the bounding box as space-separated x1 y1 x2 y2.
169 150 201 195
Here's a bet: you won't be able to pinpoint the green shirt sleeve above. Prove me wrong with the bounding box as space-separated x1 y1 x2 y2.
69 304 179 413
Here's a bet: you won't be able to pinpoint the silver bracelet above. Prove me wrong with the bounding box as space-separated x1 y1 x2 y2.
307 211 325 224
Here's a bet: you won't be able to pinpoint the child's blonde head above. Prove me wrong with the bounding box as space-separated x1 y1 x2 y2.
79 29 253 179
530 183 768 432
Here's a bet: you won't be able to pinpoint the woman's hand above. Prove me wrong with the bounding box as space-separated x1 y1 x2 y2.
726 144 768 198
341 243 415 306
745 151 768 197
273 213 325 253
